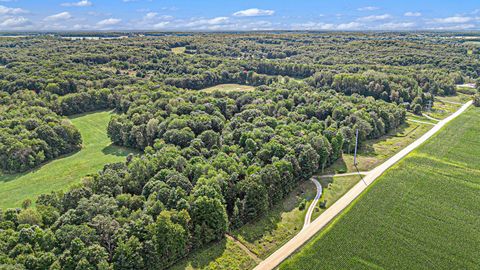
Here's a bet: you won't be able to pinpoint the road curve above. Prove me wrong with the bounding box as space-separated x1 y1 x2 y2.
253 101 473 270
303 177 322 229
304 173 369 229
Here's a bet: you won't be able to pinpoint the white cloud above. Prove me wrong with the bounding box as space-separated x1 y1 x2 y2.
432 16 473 23
206 17 229 24
61 0 92 7
379 22 416 30
0 5 27 15
292 21 363 31
184 16 229 27
357 14 392 22
337 22 363 30
233 8 275 17
144 12 157 20
429 24 475 30
0 16 30 28
72 23 92 30
96 18 121 26
358 6 379 11
404 12 422 17
44 12 72 21
153 21 170 29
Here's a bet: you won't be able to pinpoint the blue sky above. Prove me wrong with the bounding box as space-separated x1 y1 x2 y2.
0 0 479 31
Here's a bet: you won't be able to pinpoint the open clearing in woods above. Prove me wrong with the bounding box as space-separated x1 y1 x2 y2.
0 111 135 209
201 84 255 93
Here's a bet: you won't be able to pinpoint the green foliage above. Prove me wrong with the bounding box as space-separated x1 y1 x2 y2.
0 92 82 173
473 94 480 107
281 107 480 269
298 199 307 211
0 32 477 270
0 111 135 209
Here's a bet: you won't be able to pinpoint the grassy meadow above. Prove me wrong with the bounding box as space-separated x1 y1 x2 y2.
171 237 257 270
0 111 135 209
311 174 365 221
327 121 432 174
201 84 255 94
281 106 480 269
171 46 187 54
231 180 317 259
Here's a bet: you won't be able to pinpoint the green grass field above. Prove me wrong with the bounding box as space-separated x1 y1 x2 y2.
171 46 187 54
311 174 365 221
280 106 480 269
0 111 135 209
201 84 255 94
327 121 432 174
232 180 317 259
171 237 257 270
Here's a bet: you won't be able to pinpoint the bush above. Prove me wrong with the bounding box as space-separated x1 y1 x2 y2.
320 200 328 209
473 94 480 107
413 104 422 115
298 199 307 210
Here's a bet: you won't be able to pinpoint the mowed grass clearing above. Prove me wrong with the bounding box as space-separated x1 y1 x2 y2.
0 111 135 209
171 237 257 270
231 180 317 259
171 46 186 54
281 106 480 269
327 121 432 173
311 174 365 221
201 84 255 94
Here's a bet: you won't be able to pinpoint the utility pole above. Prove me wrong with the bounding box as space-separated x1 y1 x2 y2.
353 128 367 186
426 100 432 112
353 129 359 166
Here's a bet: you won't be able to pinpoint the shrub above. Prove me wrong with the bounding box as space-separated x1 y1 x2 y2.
298 199 307 210
473 94 480 107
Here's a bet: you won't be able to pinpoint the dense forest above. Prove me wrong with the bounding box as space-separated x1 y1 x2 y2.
0 32 479 269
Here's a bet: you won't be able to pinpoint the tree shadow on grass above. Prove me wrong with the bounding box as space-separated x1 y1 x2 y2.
357 123 414 157
0 150 81 184
171 238 228 270
231 181 313 245
102 144 136 157
319 176 334 189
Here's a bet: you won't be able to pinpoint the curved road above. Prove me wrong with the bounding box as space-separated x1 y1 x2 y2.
254 101 472 270
303 177 322 229
303 172 369 229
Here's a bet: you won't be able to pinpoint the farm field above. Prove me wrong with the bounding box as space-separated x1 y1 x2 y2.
280 106 480 270
0 111 135 209
201 84 255 93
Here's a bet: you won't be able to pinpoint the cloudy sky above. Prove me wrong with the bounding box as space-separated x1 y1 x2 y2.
0 0 479 31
